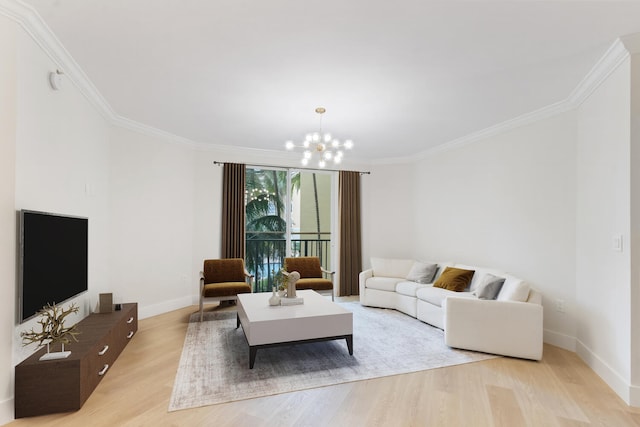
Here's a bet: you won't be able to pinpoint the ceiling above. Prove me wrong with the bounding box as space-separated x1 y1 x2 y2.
20 1 640 161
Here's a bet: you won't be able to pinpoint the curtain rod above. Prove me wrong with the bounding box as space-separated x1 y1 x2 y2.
212 161 370 175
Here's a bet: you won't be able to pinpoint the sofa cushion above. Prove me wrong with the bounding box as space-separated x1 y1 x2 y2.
416 286 474 307
406 261 438 284
371 258 414 279
433 267 475 292
295 277 333 291
364 276 402 292
396 281 430 297
203 282 251 297
284 257 322 278
471 273 505 300
497 275 530 302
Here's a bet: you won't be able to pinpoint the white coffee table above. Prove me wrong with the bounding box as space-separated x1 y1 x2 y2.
236 290 353 369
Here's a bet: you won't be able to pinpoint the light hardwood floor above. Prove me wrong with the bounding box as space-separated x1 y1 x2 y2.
7 299 640 427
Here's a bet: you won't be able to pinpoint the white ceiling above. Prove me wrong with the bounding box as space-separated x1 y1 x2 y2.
20 1 640 160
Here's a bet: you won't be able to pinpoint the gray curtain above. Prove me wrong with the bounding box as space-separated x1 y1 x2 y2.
339 171 362 296
221 163 246 259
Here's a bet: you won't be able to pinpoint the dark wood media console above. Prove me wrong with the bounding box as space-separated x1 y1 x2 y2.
15 303 138 418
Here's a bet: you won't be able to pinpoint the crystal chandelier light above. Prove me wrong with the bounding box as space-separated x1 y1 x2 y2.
285 107 354 168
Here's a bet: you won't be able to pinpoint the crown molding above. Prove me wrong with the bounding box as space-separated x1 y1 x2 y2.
566 38 629 108
0 0 25 22
415 98 572 162
0 0 331 161
114 113 309 160
0 0 117 122
112 114 201 148
116 113 371 170
2 0 637 164
375 36 633 165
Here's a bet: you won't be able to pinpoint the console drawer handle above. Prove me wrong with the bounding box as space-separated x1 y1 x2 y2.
98 345 109 356
127 331 134 339
127 317 134 324
98 364 109 376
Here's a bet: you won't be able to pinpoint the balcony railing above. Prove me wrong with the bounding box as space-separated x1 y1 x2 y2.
245 232 331 293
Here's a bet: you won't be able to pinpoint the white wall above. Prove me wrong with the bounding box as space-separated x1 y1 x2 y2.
108 127 196 319
576 58 632 400
631 52 640 402
365 116 578 336
192 149 223 281
13 25 111 328
0 15 18 425
6 18 111 425
408 113 577 342
363 162 414 266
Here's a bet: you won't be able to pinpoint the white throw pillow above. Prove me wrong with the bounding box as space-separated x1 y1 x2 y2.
497 277 530 302
471 273 505 300
406 261 438 284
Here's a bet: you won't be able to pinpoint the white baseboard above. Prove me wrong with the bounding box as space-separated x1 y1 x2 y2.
0 397 14 425
543 329 576 352
138 295 195 320
575 339 631 405
544 331 640 407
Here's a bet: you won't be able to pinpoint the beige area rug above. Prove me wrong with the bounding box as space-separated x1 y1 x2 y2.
168 302 496 411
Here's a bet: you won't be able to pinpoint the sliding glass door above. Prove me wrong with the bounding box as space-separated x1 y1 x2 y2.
245 167 335 292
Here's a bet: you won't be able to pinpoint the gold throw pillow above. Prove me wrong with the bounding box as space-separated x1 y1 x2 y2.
433 267 475 292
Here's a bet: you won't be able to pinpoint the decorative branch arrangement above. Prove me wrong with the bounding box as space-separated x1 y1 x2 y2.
21 303 81 353
274 268 289 292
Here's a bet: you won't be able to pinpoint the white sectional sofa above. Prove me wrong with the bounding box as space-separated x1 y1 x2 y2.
359 258 543 360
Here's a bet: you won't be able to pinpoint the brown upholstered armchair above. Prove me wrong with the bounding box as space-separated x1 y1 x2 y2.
284 256 335 300
199 258 253 321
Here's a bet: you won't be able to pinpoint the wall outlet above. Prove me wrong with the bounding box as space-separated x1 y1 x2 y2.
555 299 565 313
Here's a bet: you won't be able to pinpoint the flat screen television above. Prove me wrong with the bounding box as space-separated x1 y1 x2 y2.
18 210 88 323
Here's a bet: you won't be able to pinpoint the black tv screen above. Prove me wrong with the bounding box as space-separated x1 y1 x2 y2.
19 210 88 323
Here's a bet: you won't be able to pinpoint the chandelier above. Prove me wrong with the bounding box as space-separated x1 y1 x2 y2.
285 107 354 168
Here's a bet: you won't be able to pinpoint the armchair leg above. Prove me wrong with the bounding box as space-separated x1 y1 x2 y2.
199 297 204 322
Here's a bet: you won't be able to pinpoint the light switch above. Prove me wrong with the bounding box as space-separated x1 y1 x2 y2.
85 183 95 197
612 234 623 252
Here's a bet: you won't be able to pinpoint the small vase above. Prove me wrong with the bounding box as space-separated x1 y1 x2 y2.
269 287 281 306
278 289 286 298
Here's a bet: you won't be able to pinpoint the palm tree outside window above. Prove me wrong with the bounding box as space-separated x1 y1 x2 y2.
245 167 334 292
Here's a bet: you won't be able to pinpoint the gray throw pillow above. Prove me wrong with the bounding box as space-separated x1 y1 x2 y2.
406 262 438 284
472 273 505 300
